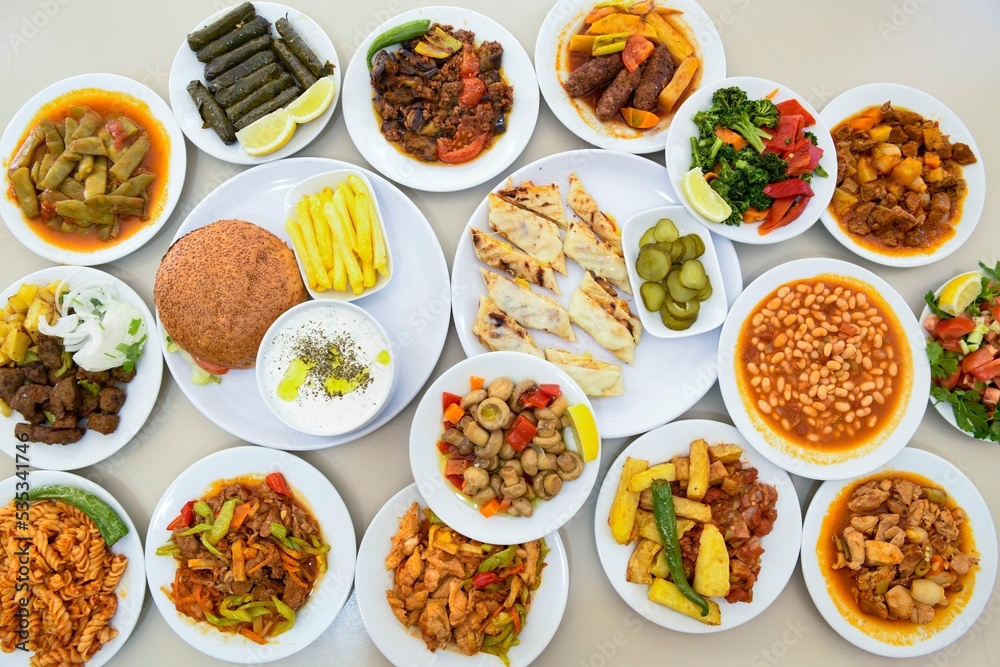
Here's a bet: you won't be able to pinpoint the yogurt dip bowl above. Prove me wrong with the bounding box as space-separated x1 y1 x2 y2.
256 300 397 436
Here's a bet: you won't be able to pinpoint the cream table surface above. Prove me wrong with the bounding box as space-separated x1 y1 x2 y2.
1 0 999 665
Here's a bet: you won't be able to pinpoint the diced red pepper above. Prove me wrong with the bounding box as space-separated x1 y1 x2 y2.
473 572 500 588
446 473 466 490
970 358 1000 382
763 178 814 199
265 473 290 496
776 99 816 126
520 390 551 409
961 346 996 373
445 458 472 477
166 500 194 531
936 316 976 339
506 414 537 452
762 115 801 153
437 441 457 454
459 77 487 107
538 383 562 398
443 392 462 410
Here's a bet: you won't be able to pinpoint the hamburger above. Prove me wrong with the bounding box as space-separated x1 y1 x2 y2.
154 219 307 373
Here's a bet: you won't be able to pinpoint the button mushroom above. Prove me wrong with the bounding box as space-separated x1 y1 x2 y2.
520 448 540 476
440 427 465 446
487 377 514 401
498 442 517 460
462 420 490 447
533 471 563 500
556 451 585 481
460 389 488 410
474 455 500 472
509 497 533 517
463 466 490 493
532 430 562 450
499 464 527 498
474 397 510 431
475 429 503 458
547 395 568 417
472 487 496 507
509 379 539 411
537 452 558 471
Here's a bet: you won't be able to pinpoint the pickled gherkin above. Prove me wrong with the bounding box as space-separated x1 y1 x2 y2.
640 282 667 312
636 246 670 282
633 222 713 330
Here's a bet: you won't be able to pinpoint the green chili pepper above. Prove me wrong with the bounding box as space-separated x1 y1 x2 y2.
270 596 295 636
155 543 180 557
269 522 300 551
915 560 931 577
478 545 517 573
200 533 226 560
366 19 431 68
193 501 214 520
207 498 239 546
204 611 243 627
177 523 213 537
28 485 129 546
591 32 629 56
650 480 710 617
220 595 254 622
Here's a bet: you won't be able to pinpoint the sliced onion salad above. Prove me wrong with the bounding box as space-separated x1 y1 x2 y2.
39 280 147 373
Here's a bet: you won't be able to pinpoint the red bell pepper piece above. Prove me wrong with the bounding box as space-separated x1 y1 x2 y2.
776 99 816 125
759 196 810 235
538 383 562 398
763 115 801 153
505 414 537 452
166 500 195 531
443 392 462 410
520 390 551 409
935 316 976 339
763 178 814 199
266 472 290 496
446 473 466 490
473 572 500 588
437 441 457 454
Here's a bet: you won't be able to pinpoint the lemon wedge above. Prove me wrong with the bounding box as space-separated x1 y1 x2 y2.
236 109 296 156
682 167 732 223
566 403 600 462
938 271 982 317
285 77 335 124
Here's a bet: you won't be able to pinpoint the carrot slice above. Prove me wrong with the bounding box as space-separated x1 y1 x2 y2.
479 498 501 518
742 206 769 223
765 88 779 100
714 126 747 150
621 107 659 129
470 375 485 391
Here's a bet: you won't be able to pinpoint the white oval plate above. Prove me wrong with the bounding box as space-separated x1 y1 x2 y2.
621 204 728 338
0 73 186 266
168 2 339 165
156 157 450 450
594 419 801 633
536 0 726 154
145 446 356 663
342 6 539 192
818 83 985 267
918 269 994 442
0 266 162 471
410 352 599 544
665 76 836 245
452 149 742 439
356 483 569 667
801 447 998 657
717 257 931 480
0 470 145 667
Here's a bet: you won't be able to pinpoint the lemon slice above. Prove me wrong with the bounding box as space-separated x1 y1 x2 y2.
285 77 335 124
566 403 600 462
682 167 732 223
236 109 296 156
938 271 982 316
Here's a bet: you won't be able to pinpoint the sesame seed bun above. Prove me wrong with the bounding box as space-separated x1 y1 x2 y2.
154 220 307 369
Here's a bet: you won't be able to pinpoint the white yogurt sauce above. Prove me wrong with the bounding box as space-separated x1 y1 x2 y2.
260 304 393 436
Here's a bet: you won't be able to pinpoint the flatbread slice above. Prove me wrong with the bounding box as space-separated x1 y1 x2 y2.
482 270 576 342
488 193 567 275
579 271 642 346
497 181 568 229
471 295 544 358
563 222 631 294
545 348 624 397
569 294 637 365
471 228 561 294
568 174 622 254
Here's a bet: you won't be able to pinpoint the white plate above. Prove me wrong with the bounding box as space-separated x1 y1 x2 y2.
168 2 340 165
621 205 728 338
801 447 998 657
452 149 742 439
536 0 726 154
156 157 450 450
0 470 145 667
342 6 539 192
0 266 163 471
918 270 994 442
355 483 569 667
665 76 836 244
593 419 801 633
282 169 394 302
145 446 356 663
818 83 985 267
409 351 599 544
0 73 186 266
717 257 930 480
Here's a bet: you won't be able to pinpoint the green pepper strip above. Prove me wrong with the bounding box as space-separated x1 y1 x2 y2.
207 498 239 546
269 522 300 551
204 611 243 627
220 595 254 623
200 534 226 560
478 545 517 573
650 480 710 617
193 501 214 520
366 19 431 68
270 596 295 636
155 543 180 557
177 523 213 537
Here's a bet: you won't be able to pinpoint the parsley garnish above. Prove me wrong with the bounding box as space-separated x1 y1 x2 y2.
930 385 1000 443
115 334 147 373
926 340 958 381
924 291 948 318
128 318 142 336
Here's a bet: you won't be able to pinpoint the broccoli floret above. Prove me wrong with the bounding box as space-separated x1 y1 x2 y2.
712 86 749 112
747 99 780 129
735 148 788 182
804 131 819 146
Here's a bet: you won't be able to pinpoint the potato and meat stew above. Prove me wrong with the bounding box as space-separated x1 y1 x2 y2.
822 472 978 631
737 275 909 452
829 102 977 254
608 439 778 625
438 377 586 519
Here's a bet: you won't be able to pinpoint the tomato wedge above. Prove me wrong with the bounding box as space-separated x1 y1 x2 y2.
460 46 480 78
437 132 489 163
935 316 976 339
940 369 961 390
970 358 1000 382
191 354 229 375
459 77 486 107
622 34 654 72
961 346 996 373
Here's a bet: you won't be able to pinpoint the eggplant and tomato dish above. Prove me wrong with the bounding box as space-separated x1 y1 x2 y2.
367 20 513 164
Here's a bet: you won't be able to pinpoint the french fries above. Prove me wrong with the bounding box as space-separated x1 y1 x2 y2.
628 462 677 493
609 456 647 544
284 174 390 296
686 439 709 501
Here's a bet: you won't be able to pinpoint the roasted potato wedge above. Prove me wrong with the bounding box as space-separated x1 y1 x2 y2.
648 577 721 625
610 457 648 544
628 462 677 492
626 538 662 585
708 443 742 464
693 524 730 597
686 439 709 501
672 496 712 523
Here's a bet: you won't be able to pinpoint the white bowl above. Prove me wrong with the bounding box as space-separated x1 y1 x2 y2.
621 205 728 338
409 351 600 544
0 470 146 667
168 2 340 165
818 83 985 267
593 419 801 633
145 446 357 663
717 257 931 480
664 76 836 245
0 266 163 471
255 300 398 437
0 73 186 265
355 483 570 667
282 169 394 301
801 447 998 657
342 6 539 192
535 0 727 154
